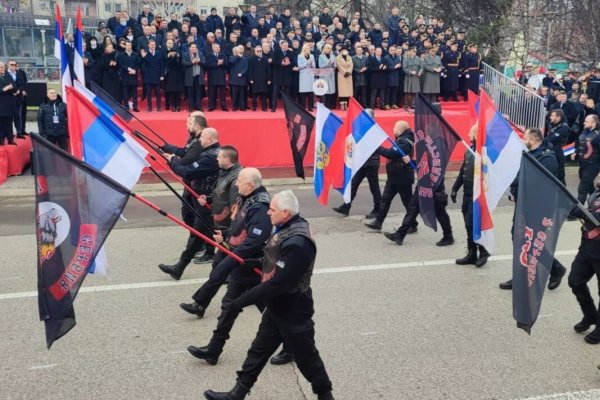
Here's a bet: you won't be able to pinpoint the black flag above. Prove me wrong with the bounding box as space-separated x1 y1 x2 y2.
32 134 130 348
91 81 134 123
282 91 315 179
414 93 461 231
512 151 577 334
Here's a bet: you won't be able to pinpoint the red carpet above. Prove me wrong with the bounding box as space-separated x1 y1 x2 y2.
132 102 472 172
2 136 32 178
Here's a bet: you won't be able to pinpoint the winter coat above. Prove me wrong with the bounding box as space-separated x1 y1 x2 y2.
336 54 354 97
297 54 316 93
37 96 68 137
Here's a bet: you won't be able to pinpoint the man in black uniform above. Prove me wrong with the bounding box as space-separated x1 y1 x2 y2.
451 124 490 267
545 109 569 185
158 124 220 279
573 115 600 205
499 128 567 290
203 190 334 400
567 173 600 344
332 109 382 218
365 120 417 231
179 168 272 318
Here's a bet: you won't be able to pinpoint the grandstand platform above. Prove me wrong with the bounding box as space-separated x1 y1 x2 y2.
130 99 472 172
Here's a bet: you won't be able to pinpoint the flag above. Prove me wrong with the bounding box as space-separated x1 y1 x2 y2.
73 6 85 84
66 85 148 274
314 103 343 205
32 133 131 348
562 143 575 156
414 93 460 231
468 90 480 127
54 4 63 61
473 89 526 253
59 12 72 101
337 97 389 202
512 151 577 333
66 85 148 190
91 81 134 123
282 91 315 179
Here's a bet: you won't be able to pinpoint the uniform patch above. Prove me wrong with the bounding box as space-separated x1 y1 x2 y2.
276 260 286 269
192 162 199 168
252 228 262 235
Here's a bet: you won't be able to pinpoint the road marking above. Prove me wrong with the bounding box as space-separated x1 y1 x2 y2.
29 364 58 370
0 250 578 301
359 331 377 336
516 388 600 400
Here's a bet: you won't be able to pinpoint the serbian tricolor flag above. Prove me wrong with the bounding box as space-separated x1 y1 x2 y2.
54 4 63 61
473 89 526 253
73 5 85 84
314 104 344 205
562 143 576 156
468 90 480 128
336 97 389 202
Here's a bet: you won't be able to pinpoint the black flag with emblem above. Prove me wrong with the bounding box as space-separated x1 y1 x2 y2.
32 134 130 348
414 93 461 231
282 91 315 179
512 151 577 334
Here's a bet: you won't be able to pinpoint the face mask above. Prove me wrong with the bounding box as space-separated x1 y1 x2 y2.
120 20 127 26
127 35 134 41
342 50 348 56
91 42 97 49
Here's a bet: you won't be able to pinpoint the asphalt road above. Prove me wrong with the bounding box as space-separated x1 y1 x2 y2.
1 174 598 400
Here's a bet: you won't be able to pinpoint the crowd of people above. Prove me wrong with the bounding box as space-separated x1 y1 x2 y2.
66 5 481 113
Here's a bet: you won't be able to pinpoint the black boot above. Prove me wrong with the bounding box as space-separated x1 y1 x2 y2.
499 279 513 290
548 261 566 290
364 220 382 231
384 230 406 246
455 244 477 265
585 326 600 344
270 348 294 365
318 392 335 400
475 246 490 268
332 203 350 216
365 209 380 219
436 235 455 246
204 382 250 400
179 302 205 318
573 291 598 333
158 259 189 280
187 345 220 365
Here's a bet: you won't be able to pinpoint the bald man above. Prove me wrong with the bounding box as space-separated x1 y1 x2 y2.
365 120 417 231
181 167 271 330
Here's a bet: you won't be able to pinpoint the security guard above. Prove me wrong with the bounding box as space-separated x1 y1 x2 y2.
203 190 334 400
442 42 460 101
573 114 600 205
546 109 569 185
461 43 481 99
451 124 490 267
158 123 220 279
365 120 416 232
499 128 567 290
567 172 600 344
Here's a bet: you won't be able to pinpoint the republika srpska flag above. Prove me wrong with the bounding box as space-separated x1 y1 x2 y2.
32 134 130 348
282 91 315 179
314 104 343 205
414 93 460 231
512 152 577 334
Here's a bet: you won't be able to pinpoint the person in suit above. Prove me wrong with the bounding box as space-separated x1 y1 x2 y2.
164 38 185 112
0 62 17 145
182 43 205 111
271 40 294 112
99 42 122 102
550 91 578 128
140 39 165 111
368 47 387 109
244 5 260 38
118 41 140 111
352 44 369 107
229 45 249 111
6 60 26 138
248 45 271 111
206 43 229 111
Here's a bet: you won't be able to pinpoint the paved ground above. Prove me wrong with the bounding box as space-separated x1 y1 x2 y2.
1 170 599 400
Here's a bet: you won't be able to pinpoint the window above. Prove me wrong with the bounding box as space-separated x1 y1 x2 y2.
3 27 34 58
105 3 112 12
115 3 122 12
199 7 209 15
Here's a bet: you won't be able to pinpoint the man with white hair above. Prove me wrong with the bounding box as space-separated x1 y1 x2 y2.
203 190 334 400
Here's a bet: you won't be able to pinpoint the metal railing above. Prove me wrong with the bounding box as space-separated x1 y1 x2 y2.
481 62 547 131
18 66 60 82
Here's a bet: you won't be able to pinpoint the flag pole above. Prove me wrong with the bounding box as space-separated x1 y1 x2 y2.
385 136 417 169
133 129 167 156
132 130 205 199
91 82 168 144
523 151 600 226
131 193 243 263
460 139 476 155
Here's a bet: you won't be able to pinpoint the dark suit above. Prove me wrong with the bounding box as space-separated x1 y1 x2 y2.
228 55 248 110
248 55 271 110
0 72 17 144
117 51 140 109
206 52 228 110
368 56 386 109
182 50 206 111
141 50 164 110
271 48 294 111
550 101 578 127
